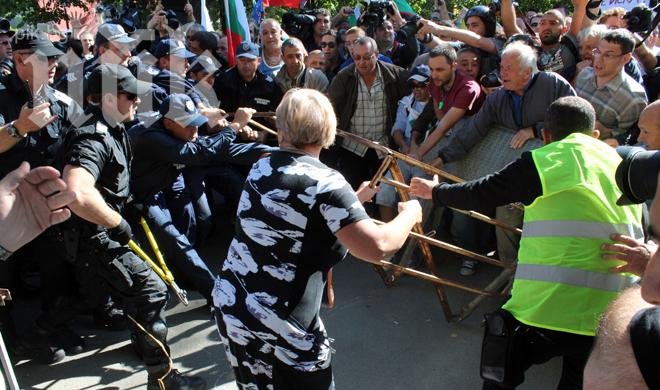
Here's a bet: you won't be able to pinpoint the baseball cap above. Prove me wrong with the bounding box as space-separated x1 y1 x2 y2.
95 23 136 47
188 55 220 75
12 30 63 57
88 64 151 95
0 19 14 37
408 64 431 83
235 41 259 59
153 38 196 59
159 94 208 127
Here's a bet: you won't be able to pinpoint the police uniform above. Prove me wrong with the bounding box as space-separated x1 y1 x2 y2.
213 66 283 114
129 94 273 300
0 33 86 362
56 65 205 389
213 41 283 114
152 38 205 107
0 69 84 177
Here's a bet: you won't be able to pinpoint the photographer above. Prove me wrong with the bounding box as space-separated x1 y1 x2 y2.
359 1 419 68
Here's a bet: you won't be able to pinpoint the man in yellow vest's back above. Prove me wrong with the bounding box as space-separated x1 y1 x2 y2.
410 96 644 389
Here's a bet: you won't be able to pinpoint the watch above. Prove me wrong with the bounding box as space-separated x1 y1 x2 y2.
6 121 26 139
0 243 12 261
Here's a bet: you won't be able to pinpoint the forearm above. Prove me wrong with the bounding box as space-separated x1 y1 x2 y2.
63 166 122 228
501 0 523 37
347 212 419 263
439 27 496 53
634 44 658 72
418 108 465 156
0 124 21 153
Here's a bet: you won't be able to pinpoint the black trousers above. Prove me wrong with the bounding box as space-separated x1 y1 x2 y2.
483 317 594 390
76 230 170 367
272 359 335 390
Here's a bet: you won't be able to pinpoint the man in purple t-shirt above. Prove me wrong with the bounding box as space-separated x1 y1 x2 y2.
411 45 484 163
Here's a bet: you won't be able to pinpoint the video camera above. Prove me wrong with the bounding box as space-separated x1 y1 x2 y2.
359 0 393 37
96 0 143 32
623 4 658 34
282 9 317 38
615 146 660 205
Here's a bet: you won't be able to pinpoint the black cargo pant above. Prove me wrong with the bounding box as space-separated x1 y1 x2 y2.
482 313 594 390
76 231 170 369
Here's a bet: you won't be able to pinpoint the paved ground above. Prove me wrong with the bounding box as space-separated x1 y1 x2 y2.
9 243 561 389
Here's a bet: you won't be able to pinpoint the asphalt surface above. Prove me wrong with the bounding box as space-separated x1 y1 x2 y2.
9 239 562 389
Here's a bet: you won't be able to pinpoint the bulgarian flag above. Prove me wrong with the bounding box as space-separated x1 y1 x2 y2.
224 0 252 67
393 0 414 14
264 0 300 6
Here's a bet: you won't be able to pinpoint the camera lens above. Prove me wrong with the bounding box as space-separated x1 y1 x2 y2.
615 146 660 205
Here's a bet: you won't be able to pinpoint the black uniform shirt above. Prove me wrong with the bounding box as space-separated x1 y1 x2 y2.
153 68 204 107
213 67 283 114
0 71 85 176
60 107 132 212
129 120 237 201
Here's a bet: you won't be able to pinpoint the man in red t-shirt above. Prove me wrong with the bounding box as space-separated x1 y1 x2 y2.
411 44 484 163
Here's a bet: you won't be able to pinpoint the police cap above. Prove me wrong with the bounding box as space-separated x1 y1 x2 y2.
88 64 151 96
12 30 63 57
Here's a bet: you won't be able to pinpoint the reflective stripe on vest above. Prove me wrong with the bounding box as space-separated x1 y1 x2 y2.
522 220 645 240
515 263 639 292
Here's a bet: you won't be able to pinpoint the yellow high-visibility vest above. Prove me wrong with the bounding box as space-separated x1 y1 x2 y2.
503 133 643 336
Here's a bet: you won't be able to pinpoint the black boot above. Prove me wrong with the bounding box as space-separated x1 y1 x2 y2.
52 325 86 355
13 325 65 364
147 368 206 390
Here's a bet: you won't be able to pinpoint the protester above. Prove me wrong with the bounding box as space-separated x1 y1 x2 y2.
274 38 328 93
213 88 421 389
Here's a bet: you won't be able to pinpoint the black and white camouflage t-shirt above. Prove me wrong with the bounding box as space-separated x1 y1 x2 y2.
213 150 369 385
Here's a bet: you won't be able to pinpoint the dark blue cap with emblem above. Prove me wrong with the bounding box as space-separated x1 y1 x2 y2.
236 41 259 59
153 38 196 59
159 93 208 127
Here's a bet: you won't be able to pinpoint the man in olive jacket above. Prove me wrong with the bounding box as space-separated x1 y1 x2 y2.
326 36 410 188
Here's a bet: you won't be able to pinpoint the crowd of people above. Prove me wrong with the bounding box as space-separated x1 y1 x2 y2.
0 0 659 388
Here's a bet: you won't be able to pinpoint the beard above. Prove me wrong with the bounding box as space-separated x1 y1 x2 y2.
540 31 561 45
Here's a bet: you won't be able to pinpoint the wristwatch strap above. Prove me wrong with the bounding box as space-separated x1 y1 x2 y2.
0 243 13 261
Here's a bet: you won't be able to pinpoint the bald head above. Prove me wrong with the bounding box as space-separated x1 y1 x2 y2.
638 101 660 150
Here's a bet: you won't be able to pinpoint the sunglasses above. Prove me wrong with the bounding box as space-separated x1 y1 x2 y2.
320 42 336 49
408 82 428 89
119 91 138 101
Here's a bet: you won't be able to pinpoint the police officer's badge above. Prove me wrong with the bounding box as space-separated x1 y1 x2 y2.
185 100 195 113
241 42 250 51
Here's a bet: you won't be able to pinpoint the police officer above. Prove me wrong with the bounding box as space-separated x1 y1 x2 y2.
213 41 283 116
0 30 86 364
58 64 205 389
55 23 167 121
129 94 266 303
152 38 207 107
0 18 14 74
409 96 643 389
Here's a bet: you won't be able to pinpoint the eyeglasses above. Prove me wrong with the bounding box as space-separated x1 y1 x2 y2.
119 91 138 101
591 48 625 61
320 42 336 49
408 82 428 89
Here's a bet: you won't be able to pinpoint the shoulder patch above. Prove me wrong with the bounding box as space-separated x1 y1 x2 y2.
146 65 160 76
95 122 108 133
52 89 73 106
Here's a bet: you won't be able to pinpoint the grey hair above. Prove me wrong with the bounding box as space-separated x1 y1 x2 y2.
259 18 281 34
281 37 306 54
578 24 608 43
501 41 538 73
353 36 379 54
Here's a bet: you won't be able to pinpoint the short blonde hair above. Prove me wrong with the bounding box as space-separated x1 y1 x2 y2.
275 88 336 149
